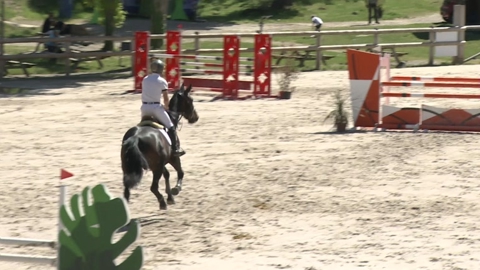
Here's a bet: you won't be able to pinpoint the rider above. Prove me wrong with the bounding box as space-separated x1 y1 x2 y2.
141 59 185 157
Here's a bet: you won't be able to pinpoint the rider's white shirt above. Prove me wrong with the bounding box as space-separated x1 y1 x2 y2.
312 16 323 25
141 73 168 103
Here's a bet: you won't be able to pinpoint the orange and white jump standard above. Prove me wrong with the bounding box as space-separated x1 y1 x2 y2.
346 49 480 132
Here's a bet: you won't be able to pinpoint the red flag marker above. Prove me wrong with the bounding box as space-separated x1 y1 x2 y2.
60 169 74 180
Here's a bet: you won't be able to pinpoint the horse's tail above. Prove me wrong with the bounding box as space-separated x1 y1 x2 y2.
121 135 149 189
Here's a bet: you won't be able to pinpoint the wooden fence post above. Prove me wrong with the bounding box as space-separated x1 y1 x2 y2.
0 0 5 79
315 33 322 70
428 26 435 65
65 42 71 76
453 4 466 64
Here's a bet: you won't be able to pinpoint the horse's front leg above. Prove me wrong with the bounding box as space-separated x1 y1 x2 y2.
151 170 167 210
163 167 175 205
169 157 184 196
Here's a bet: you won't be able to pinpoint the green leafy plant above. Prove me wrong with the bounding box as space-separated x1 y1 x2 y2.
58 184 143 270
323 90 349 132
275 57 300 93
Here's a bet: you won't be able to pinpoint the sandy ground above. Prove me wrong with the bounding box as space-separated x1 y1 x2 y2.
1 64 480 270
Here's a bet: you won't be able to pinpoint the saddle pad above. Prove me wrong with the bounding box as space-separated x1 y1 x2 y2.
136 121 171 145
159 129 172 146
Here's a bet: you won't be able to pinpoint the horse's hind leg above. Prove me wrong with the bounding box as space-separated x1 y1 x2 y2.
123 184 130 203
150 170 167 210
169 157 185 196
163 167 175 205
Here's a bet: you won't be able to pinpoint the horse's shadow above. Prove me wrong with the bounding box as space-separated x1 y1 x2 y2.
312 129 368 135
116 214 167 233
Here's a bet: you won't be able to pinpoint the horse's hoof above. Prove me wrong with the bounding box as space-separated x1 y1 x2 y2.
171 187 181 196
160 204 167 210
167 199 175 205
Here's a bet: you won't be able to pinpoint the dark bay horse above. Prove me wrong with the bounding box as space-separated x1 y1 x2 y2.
121 84 199 210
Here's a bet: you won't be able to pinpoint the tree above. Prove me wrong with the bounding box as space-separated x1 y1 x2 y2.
82 0 126 51
139 0 168 49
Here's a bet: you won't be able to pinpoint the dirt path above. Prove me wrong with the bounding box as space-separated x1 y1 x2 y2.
5 12 441 51
7 13 441 36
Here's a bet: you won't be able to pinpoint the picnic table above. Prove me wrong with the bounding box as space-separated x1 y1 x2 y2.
272 50 336 67
69 49 109 69
3 61 36 77
367 47 409 68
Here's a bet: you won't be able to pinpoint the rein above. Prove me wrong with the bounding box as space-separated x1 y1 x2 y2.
170 92 184 131
169 90 195 131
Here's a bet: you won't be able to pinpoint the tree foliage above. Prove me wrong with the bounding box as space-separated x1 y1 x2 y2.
151 0 168 49
80 0 126 28
81 0 126 51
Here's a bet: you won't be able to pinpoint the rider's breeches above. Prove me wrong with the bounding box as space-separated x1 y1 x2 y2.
140 104 174 129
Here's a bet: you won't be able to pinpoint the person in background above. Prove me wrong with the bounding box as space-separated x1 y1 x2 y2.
41 13 55 33
45 29 63 54
367 0 380 24
311 15 323 31
54 21 72 36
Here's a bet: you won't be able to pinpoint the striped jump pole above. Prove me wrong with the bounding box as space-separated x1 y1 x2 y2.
381 81 480 88
179 62 253 70
154 54 254 62
390 76 480 84
381 92 480 99
176 68 253 76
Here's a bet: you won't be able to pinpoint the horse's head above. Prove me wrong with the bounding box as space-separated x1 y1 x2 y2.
169 83 199 124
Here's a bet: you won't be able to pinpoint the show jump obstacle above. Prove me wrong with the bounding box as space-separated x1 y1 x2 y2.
0 169 71 267
0 170 144 269
133 30 276 100
347 49 480 132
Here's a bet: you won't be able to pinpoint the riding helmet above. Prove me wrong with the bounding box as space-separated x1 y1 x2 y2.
150 59 165 74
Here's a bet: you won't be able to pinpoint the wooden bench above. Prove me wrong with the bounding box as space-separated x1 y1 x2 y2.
4 61 37 77
69 56 109 69
69 49 109 69
367 47 409 68
273 50 336 67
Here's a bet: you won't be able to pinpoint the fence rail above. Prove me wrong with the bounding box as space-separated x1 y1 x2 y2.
0 5 478 77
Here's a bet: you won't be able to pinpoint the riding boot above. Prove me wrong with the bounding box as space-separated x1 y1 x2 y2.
167 127 185 157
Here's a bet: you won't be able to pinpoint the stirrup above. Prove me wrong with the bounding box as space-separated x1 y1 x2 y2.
173 148 186 157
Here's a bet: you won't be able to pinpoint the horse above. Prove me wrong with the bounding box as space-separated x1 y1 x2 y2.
120 84 199 210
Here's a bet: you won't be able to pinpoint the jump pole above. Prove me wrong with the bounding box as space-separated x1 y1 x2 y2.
0 169 72 268
390 76 480 83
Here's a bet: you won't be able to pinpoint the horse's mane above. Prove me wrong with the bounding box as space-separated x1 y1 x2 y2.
168 89 182 125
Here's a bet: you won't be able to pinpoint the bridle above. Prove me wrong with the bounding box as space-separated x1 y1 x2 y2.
169 90 196 130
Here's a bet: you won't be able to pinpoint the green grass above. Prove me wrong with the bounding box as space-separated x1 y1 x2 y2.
3 23 40 38
5 0 445 25
6 0 93 22
178 23 480 71
5 21 480 77
198 0 445 23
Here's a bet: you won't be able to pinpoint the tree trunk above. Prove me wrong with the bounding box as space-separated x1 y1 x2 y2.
101 0 117 51
103 13 115 51
151 0 168 49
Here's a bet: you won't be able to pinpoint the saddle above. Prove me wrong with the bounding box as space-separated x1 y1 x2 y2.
137 116 165 129
137 112 177 130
